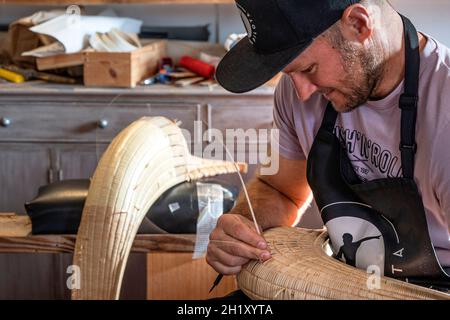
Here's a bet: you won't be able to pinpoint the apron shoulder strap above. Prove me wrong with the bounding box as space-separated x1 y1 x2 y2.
317 15 420 180
399 15 420 179
321 102 338 132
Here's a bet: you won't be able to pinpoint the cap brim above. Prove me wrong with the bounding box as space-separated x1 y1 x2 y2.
216 36 312 93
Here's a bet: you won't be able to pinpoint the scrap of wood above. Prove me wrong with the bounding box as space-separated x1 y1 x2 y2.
167 71 197 79
174 76 204 87
197 79 218 87
0 233 197 254
0 213 31 237
0 213 197 253
36 51 87 71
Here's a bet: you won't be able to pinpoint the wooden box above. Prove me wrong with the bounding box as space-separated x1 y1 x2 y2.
83 40 166 88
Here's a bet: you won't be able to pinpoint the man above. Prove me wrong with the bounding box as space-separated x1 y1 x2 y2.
207 0 450 291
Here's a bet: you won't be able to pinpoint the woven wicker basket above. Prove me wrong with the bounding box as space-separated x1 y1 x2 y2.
238 227 450 300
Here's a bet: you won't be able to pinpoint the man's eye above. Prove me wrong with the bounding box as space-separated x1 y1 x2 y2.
303 65 315 74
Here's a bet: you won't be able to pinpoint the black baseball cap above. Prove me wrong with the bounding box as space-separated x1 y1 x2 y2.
216 0 360 93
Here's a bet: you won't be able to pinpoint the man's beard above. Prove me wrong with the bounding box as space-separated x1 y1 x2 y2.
330 37 385 113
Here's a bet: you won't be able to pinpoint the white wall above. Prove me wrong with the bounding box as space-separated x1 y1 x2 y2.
390 0 450 46
0 1 449 45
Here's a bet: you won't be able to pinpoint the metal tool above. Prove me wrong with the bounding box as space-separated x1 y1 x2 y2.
209 274 224 293
3 65 77 84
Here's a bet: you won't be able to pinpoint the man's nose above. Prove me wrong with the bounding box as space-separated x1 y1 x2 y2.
289 73 318 101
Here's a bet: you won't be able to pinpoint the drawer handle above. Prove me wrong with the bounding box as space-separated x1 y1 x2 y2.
97 119 109 129
0 117 11 128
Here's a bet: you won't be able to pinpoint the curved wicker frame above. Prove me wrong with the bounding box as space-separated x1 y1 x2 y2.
71 117 246 300
237 227 450 300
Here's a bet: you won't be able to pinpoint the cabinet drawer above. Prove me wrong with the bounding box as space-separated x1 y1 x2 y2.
0 102 201 143
208 102 273 144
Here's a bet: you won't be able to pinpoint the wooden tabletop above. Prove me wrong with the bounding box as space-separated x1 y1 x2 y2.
0 213 197 254
0 234 198 254
0 80 275 97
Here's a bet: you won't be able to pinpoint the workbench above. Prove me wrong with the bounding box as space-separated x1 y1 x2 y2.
0 213 237 299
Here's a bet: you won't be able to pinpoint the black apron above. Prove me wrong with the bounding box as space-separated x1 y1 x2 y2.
306 15 450 290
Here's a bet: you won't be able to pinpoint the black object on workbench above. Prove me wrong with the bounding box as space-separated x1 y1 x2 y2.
140 25 210 41
25 178 238 235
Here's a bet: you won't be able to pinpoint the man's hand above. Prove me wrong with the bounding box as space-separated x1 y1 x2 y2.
206 155 310 275
206 214 272 275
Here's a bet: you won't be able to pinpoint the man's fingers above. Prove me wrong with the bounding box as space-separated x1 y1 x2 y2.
207 242 250 267
206 214 272 275
209 231 271 262
206 254 243 275
218 215 268 250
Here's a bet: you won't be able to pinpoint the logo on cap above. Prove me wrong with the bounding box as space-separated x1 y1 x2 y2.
236 3 257 45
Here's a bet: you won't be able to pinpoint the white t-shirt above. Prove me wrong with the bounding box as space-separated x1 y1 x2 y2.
272 34 450 267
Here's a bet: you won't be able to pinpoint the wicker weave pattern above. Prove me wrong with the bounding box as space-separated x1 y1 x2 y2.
71 117 246 300
238 227 450 300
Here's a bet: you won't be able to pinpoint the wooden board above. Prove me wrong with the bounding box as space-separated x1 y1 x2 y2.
0 233 198 253
0 213 31 237
84 40 166 88
0 214 198 253
36 51 86 71
147 252 237 299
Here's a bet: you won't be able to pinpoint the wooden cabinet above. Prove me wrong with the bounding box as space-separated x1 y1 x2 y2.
0 253 147 300
56 144 106 181
0 83 275 214
0 143 51 213
0 83 274 299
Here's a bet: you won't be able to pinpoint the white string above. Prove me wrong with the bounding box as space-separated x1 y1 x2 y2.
214 133 261 236
198 119 260 235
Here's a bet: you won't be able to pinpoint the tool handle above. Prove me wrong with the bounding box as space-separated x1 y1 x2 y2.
179 56 215 79
0 68 25 83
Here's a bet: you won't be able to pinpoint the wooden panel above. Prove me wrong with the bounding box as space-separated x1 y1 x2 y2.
84 41 166 88
57 144 107 181
0 254 71 299
0 81 274 100
0 253 146 299
0 102 200 143
0 232 197 253
0 143 51 214
37 51 85 71
92 102 202 143
0 103 101 142
208 101 274 144
147 252 237 299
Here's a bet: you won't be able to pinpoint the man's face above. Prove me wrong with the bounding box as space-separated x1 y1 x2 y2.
282 31 383 113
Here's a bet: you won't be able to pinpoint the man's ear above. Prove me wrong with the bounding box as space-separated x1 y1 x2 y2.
340 4 373 43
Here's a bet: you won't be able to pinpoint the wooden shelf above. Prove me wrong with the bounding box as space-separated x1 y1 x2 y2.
0 81 275 97
1 0 235 4
0 213 198 253
0 233 198 253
